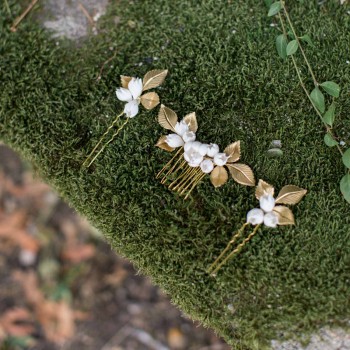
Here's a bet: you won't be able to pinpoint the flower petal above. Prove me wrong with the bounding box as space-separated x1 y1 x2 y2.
246 208 264 225
263 212 278 228
128 78 143 99
166 134 185 148
124 100 139 118
116 88 133 102
259 194 276 213
200 159 214 174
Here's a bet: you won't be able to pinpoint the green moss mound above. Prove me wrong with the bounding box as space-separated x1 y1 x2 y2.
1 1 350 348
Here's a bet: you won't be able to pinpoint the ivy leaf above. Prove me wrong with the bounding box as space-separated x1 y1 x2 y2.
340 174 350 204
268 1 282 16
324 133 338 147
320 81 341 98
310 87 325 113
342 149 350 169
286 40 298 56
276 34 288 59
300 34 314 47
322 102 336 127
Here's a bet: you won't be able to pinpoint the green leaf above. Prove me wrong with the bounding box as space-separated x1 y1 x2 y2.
340 174 350 204
322 102 336 127
300 34 314 47
320 81 341 98
324 133 338 147
276 34 288 59
286 40 298 56
310 87 325 113
268 1 282 16
342 149 350 169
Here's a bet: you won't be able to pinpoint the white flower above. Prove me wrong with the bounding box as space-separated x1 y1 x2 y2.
259 194 275 213
184 145 204 167
200 159 214 174
184 141 201 153
207 143 220 157
174 121 189 136
263 212 278 228
116 77 143 118
198 143 209 156
166 134 185 148
182 131 196 143
123 100 139 118
213 153 229 166
246 208 264 225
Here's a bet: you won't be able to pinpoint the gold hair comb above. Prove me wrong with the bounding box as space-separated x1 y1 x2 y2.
156 105 255 199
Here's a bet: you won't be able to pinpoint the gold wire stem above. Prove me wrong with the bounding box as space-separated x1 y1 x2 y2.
184 172 206 199
168 165 194 189
86 117 129 168
207 223 248 274
210 224 261 276
160 158 186 184
179 168 203 195
156 147 183 179
83 111 124 167
171 167 198 191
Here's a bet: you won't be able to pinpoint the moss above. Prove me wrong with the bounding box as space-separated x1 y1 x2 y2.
1 0 350 348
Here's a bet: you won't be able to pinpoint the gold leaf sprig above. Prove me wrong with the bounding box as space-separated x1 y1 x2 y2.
83 69 168 168
207 179 307 275
156 105 255 199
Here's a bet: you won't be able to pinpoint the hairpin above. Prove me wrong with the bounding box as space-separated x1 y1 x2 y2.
83 69 168 168
207 179 307 275
156 105 255 199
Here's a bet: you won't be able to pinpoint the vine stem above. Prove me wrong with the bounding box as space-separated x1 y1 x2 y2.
277 12 343 157
281 1 318 87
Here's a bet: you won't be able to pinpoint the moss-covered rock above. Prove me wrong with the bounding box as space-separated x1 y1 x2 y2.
1 1 350 348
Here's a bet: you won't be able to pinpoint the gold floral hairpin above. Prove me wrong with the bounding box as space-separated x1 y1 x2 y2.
207 179 307 275
83 69 168 168
156 105 255 199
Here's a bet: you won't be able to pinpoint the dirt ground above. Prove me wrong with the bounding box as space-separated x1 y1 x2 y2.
0 145 229 350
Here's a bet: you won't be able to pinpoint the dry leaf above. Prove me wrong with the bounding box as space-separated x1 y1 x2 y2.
120 75 132 88
224 141 241 163
275 185 307 205
156 135 175 152
158 105 178 132
273 205 295 225
183 112 198 132
140 92 160 109
255 179 275 199
0 308 35 338
61 244 95 263
142 69 168 91
227 163 255 186
210 166 228 188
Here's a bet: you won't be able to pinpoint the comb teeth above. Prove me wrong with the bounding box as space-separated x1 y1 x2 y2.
157 151 206 199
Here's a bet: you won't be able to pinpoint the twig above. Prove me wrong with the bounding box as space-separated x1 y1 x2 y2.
10 0 38 32
78 2 95 27
96 51 118 81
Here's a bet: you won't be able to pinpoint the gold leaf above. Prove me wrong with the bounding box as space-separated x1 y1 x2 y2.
255 179 275 200
224 141 241 163
275 185 307 205
140 92 160 110
227 163 255 187
120 75 132 88
156 135 174 152
183 112 198 132
273 206 295 226
142 69 168 91
210 166 228 188
158 105 178 132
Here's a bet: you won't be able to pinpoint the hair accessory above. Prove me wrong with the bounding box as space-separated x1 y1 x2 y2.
83 69 168 168
207 179 307 275
156 105 255 199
